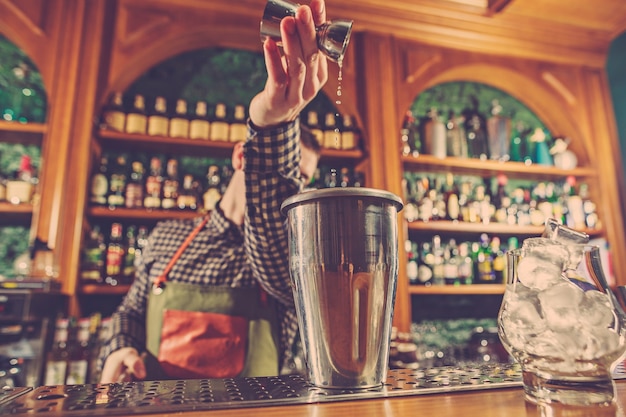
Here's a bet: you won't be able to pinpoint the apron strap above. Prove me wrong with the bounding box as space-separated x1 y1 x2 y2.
152 215 210 291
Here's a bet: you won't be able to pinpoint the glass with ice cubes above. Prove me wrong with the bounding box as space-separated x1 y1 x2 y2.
497 220 626 406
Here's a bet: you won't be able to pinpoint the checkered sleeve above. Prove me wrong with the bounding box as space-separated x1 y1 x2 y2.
96 225 156 372
243 119 302 306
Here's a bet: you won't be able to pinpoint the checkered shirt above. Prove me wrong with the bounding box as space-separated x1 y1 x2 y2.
98 119 305 375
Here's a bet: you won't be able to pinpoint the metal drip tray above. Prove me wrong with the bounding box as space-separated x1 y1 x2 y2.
1 363 625 416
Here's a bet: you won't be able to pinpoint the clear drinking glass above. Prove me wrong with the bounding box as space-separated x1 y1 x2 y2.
498 243 626 405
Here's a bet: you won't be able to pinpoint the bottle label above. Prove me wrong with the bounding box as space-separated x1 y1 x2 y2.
144 195 161 209
148 116 169 136
169 119 189 138
162 197 177 210
106 248 123 276
66 360 88 385
324 130 341 149
341 131 355 150
210 122 229 141
189 120 210 140
177 195 197 210
90 173 108 205
124 183 143 209
107 193 125 207
6 181 33 204
125 114 147 134
145 177 162 198
103 110 126 132
44 361 68 385
229 124 247 142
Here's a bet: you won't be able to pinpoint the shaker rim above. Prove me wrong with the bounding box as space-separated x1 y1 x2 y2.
280 187 404 215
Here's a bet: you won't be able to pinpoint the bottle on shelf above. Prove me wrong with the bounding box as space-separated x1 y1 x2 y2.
422 108 447 159
169 99 190 138
124 160 144 209
475 233 496 284
143 156 163 209
443 239 460 285
530 127 553 166
104 222 125 286
89 156 109 206
445 110 468 158
228 104 248 142
305 110 324 147
177 174 199 211
135 226 149 264
209 103 230 141
161 158 180 210
406 240 419 285
147 96 169 137
339 167 352 187
44 317 70 385
79 225 106 284
417 242 434 286
101 92 126 132
324 167 338 188
323 112 341 149
125 94 148 135
6 154 36 205
87 313 102 384
443 172 460 221
106 154 128 208
203 165 222 211
458 242 474 285
122 225 137 284
400 110 422 157
340 114 359 150
189 101 211 140
431 235 445 285
490 236 506 283
463 96 489 160
486 99 511 161
65 317 91 385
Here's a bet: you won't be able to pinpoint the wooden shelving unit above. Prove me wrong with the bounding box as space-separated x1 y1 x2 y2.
408 284 506 295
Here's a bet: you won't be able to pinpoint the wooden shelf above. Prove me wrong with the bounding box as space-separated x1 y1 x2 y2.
0 202 33 224
406 220 602 237
409 284 506 295
87 206 204 221
402 154 597 179
80 283 131 295
97 129 365 162
0 120 46 145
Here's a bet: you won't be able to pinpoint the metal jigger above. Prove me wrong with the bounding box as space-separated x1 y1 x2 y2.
260 0 353 62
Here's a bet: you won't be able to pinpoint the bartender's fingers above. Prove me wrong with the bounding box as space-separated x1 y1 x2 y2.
100 347 145 384
300 0 328 97
120 351 147 382
281 13 307 109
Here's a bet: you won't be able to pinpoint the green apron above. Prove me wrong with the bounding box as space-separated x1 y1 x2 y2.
144 215 280 380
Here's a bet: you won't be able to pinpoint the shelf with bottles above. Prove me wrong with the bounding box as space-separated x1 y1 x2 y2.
0 201 34 224
406 220 603 238
408 284 506 295
0 120 46 146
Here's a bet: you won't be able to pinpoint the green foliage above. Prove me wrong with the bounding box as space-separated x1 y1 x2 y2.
0 142 41 177
0 226 30 278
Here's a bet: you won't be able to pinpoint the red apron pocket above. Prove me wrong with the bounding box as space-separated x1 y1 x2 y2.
158 309 248 379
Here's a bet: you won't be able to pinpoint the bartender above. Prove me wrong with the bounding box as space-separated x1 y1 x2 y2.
98 0 328 382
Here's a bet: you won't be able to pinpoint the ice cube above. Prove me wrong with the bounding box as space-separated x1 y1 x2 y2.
516 255 564 291
538 281 584 331
578 289 615 328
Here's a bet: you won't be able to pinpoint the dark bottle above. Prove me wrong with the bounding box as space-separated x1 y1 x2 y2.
406 240 419 284
431 235 445 285
476 233 495 284
417 242 434 285
177 174 199 211
202 165 222 211
125 94 147 135
143 157 163 209
101 92 126 132
147 96 169 137
44 318 70 385
443 239 460 285
445 110 468 158
169 99 190 138
79 225 106 284
107 155 128 208
189 101 210 140
161 158 180 210
105 222 125 286
122 225 137 283
65 317 91 385
228 104 248 142
89 156 109 206
324 167 338 188
491 236 506 283
124 160 144 209
458 242 474 285
209 103 230 141
486 99 511 161
463 96 489 160
339 167 352 187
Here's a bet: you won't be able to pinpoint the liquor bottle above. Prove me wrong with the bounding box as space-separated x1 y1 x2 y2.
6 154 36 204
122 225 137 283
564 175 585 229
161 158 180 210
65 317 91 385
86 313 102 384
491 237 506 283
125 94 147 134
228 104 248 142
340 114 359 150
209 103 230 141
431 235 445 285
443 239 460 285
44 317 70 385
530 127 553 166
79 225 106 284
443 172 460 221
203 165 222 211
106 155 128 208
463 96 489 160
323 112 341 149
124 160 144 209
493 174 509 224
177 174 199 211
417 242 434 286
147 96 169 136
169 99 190 138
324 167 338 188
445 110 468 158
406 240 419 284
400 110 422 157
509 121 527 163
305 110 324 146
475 233 495 284
89 156 109 206
458 242 474 285
101 92 126 132
339 167 352 187
143 157 163 209
104 222 125 286
136 226 149 261
486 99 511 161
353 171 365 187
422 108 447 159
189 101 211 140
579 182 599 229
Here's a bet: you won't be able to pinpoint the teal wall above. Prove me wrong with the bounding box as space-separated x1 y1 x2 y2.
607 31 626 179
